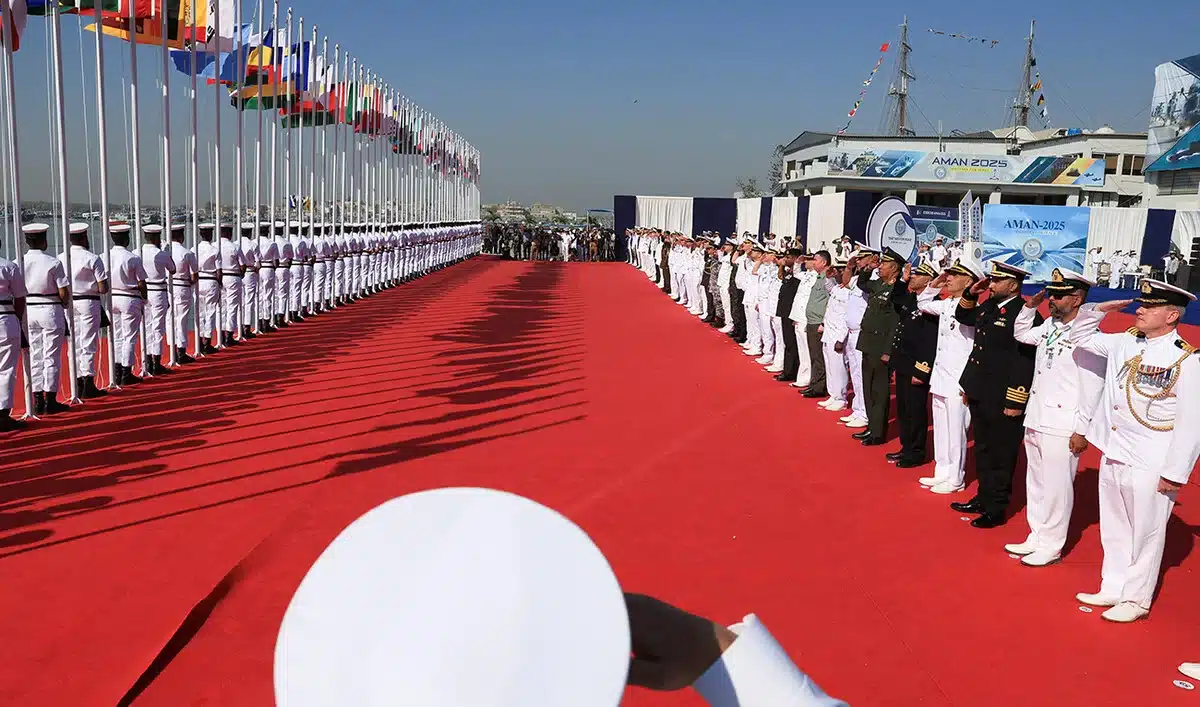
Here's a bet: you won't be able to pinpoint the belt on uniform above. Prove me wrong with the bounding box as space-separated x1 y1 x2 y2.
27 294 62 307
260 264 276 270
171 279 194 287
0 297 12 315
73 294 102 301
221 271 243 278
112 290 142 298
198 274 220 281
147 280 168 292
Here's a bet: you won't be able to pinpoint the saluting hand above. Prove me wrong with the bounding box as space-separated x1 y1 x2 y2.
902 262 912 281
969 277 990 296
1097 299 1133 314
1025 289 1046 309
930 273 949 289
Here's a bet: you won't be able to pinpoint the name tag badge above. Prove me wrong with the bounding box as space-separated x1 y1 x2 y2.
995 319 1007 327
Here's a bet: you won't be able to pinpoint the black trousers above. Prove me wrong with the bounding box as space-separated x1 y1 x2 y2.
862 354 892 439
780 319 799 378
805 323 826 394
893 369 929 461
730 286 746 340
968 401 1026 516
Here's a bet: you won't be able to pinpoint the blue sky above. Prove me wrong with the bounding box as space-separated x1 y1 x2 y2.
5 0 1200 213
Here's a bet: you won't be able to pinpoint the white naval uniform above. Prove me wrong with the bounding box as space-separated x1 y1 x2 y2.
170 241 198 347
60 244 107 377
0 256 25 410
756 268 778 360
24 248 69 394
195 240 221 339
844 278 870 420
240 231 260 329
107 245 147 368
717 252 734 330
257 234 279 323
738 257 762 354
219 237 245 333
275 234 293 317
140 242 176 358
1071 306 1200 609
333 234 346 298
300 233 314 310
788 269 818 386
918 287 975 489
821 282 850 403
1012 305 1106 558
288 232 305 314
313 234 330 307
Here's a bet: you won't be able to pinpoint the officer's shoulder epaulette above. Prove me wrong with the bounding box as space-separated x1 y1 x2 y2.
1176 338 1198 355
1126 327 1146 338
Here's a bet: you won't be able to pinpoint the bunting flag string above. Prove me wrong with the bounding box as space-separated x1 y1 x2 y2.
1031 68 1050 126
926 28 1000 47
837 42 889 136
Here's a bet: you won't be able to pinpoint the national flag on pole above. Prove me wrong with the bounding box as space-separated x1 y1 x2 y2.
87 0 189 48
0 0 27 52
170 23 256 84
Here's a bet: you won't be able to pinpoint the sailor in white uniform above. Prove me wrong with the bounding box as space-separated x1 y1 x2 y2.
168 223 198 363
22 223 71 415
1069 279 1200 623
312 223 330 313
107 224 147 385
0 249 27 430
274 221 293 327
219 224 246 346
788 256 819 388
916 258 983 494
819 258 851 412
1006 268 1106 566
195 223 221 354
60 222 108 398
738 240 764 357
842 246 877 428
140 224 176 375
257 222 279 332
239 223 260 339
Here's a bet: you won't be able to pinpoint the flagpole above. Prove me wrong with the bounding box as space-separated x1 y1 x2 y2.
90 0 117 394
281 8 292 318
336 52 349 305
0 1 34 418
305 24 317 314
212 0 225 349
331 46 343 307
267 0 278 305
319 39 332 306
251 0 264 331
48 1 81 404
187 0 201 359
235 0 246 337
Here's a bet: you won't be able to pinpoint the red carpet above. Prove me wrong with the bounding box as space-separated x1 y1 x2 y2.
1 257 1198 706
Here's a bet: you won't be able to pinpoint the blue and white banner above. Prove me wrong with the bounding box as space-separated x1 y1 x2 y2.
982 204 1090 283
911 206 958 245
1146 53 1200 172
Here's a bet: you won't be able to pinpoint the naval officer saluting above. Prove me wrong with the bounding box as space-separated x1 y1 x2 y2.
1070 279 1200 623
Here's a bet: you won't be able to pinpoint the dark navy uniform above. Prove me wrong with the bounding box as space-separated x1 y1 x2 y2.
954 261 1041 526
888 262 940 467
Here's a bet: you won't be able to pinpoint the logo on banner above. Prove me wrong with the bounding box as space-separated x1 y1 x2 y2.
866 196 917 262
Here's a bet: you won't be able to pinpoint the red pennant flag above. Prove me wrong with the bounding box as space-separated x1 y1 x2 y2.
879 42 890 52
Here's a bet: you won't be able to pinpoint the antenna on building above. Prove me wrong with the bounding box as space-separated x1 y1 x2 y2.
1011 19 1036 127
885 16 916 136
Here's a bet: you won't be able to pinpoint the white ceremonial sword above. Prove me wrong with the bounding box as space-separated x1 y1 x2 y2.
275 488 631 707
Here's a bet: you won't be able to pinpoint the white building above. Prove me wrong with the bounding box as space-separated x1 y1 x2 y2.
778 126 1186 209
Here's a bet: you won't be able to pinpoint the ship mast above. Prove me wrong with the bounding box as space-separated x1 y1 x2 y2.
885 16 915 136
1012 19 1036 127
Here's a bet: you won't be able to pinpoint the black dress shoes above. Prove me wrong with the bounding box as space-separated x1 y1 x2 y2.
861 437 886 447
971 513 1007 529
802 390 827 399
895 458 927 469
773 374 790 382
950 499 984 514
886 451 905 462
851 430 870 441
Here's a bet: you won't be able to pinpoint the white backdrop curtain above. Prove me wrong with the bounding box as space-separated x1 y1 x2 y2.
770 197 799 240
806 192 846 253
736 198 762 236
1085 207 1148 270
1171 210 1200 263
635 196 694 235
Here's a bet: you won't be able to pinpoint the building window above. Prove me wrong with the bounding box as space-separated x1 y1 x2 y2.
1154 170 1200 195
1123 154 1144 176
1098 154 1119 175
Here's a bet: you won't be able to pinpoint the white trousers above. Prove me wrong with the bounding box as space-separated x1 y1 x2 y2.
70 300 102 376
242 273 258 327
145 290 170 357
198 280 220 336
334 260 345 298
823 341 848 403
111 295 144 367
301 265 313 307
1098 456 1177 609
794 321 811 386
771 316 785 368
0 314 18 409
931 393 971 488
257 270 274 321
27 307 64 394
720 286 733 327
758 307 775 358
743 303 761 352
221 278 242 332
275 268 290 315
1021 429 1079 557
288 265 303 312
673 271 686 302
313 262 327 306
847 329 865 419
172 284 194 344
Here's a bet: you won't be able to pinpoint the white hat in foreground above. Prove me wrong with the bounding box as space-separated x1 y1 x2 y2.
274 488 630 707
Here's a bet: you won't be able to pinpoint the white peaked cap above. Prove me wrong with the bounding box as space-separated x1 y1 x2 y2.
241 223 256 231
170 223 186 231
22 222 50 234
198 222 215 229
274 220 286 228
69 222 89 235
142 225 163 234
275 488 630 707
289 220 301 228
109 223 132 234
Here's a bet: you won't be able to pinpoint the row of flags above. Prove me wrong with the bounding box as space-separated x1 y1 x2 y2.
838 42 890 136
0 0 481 184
